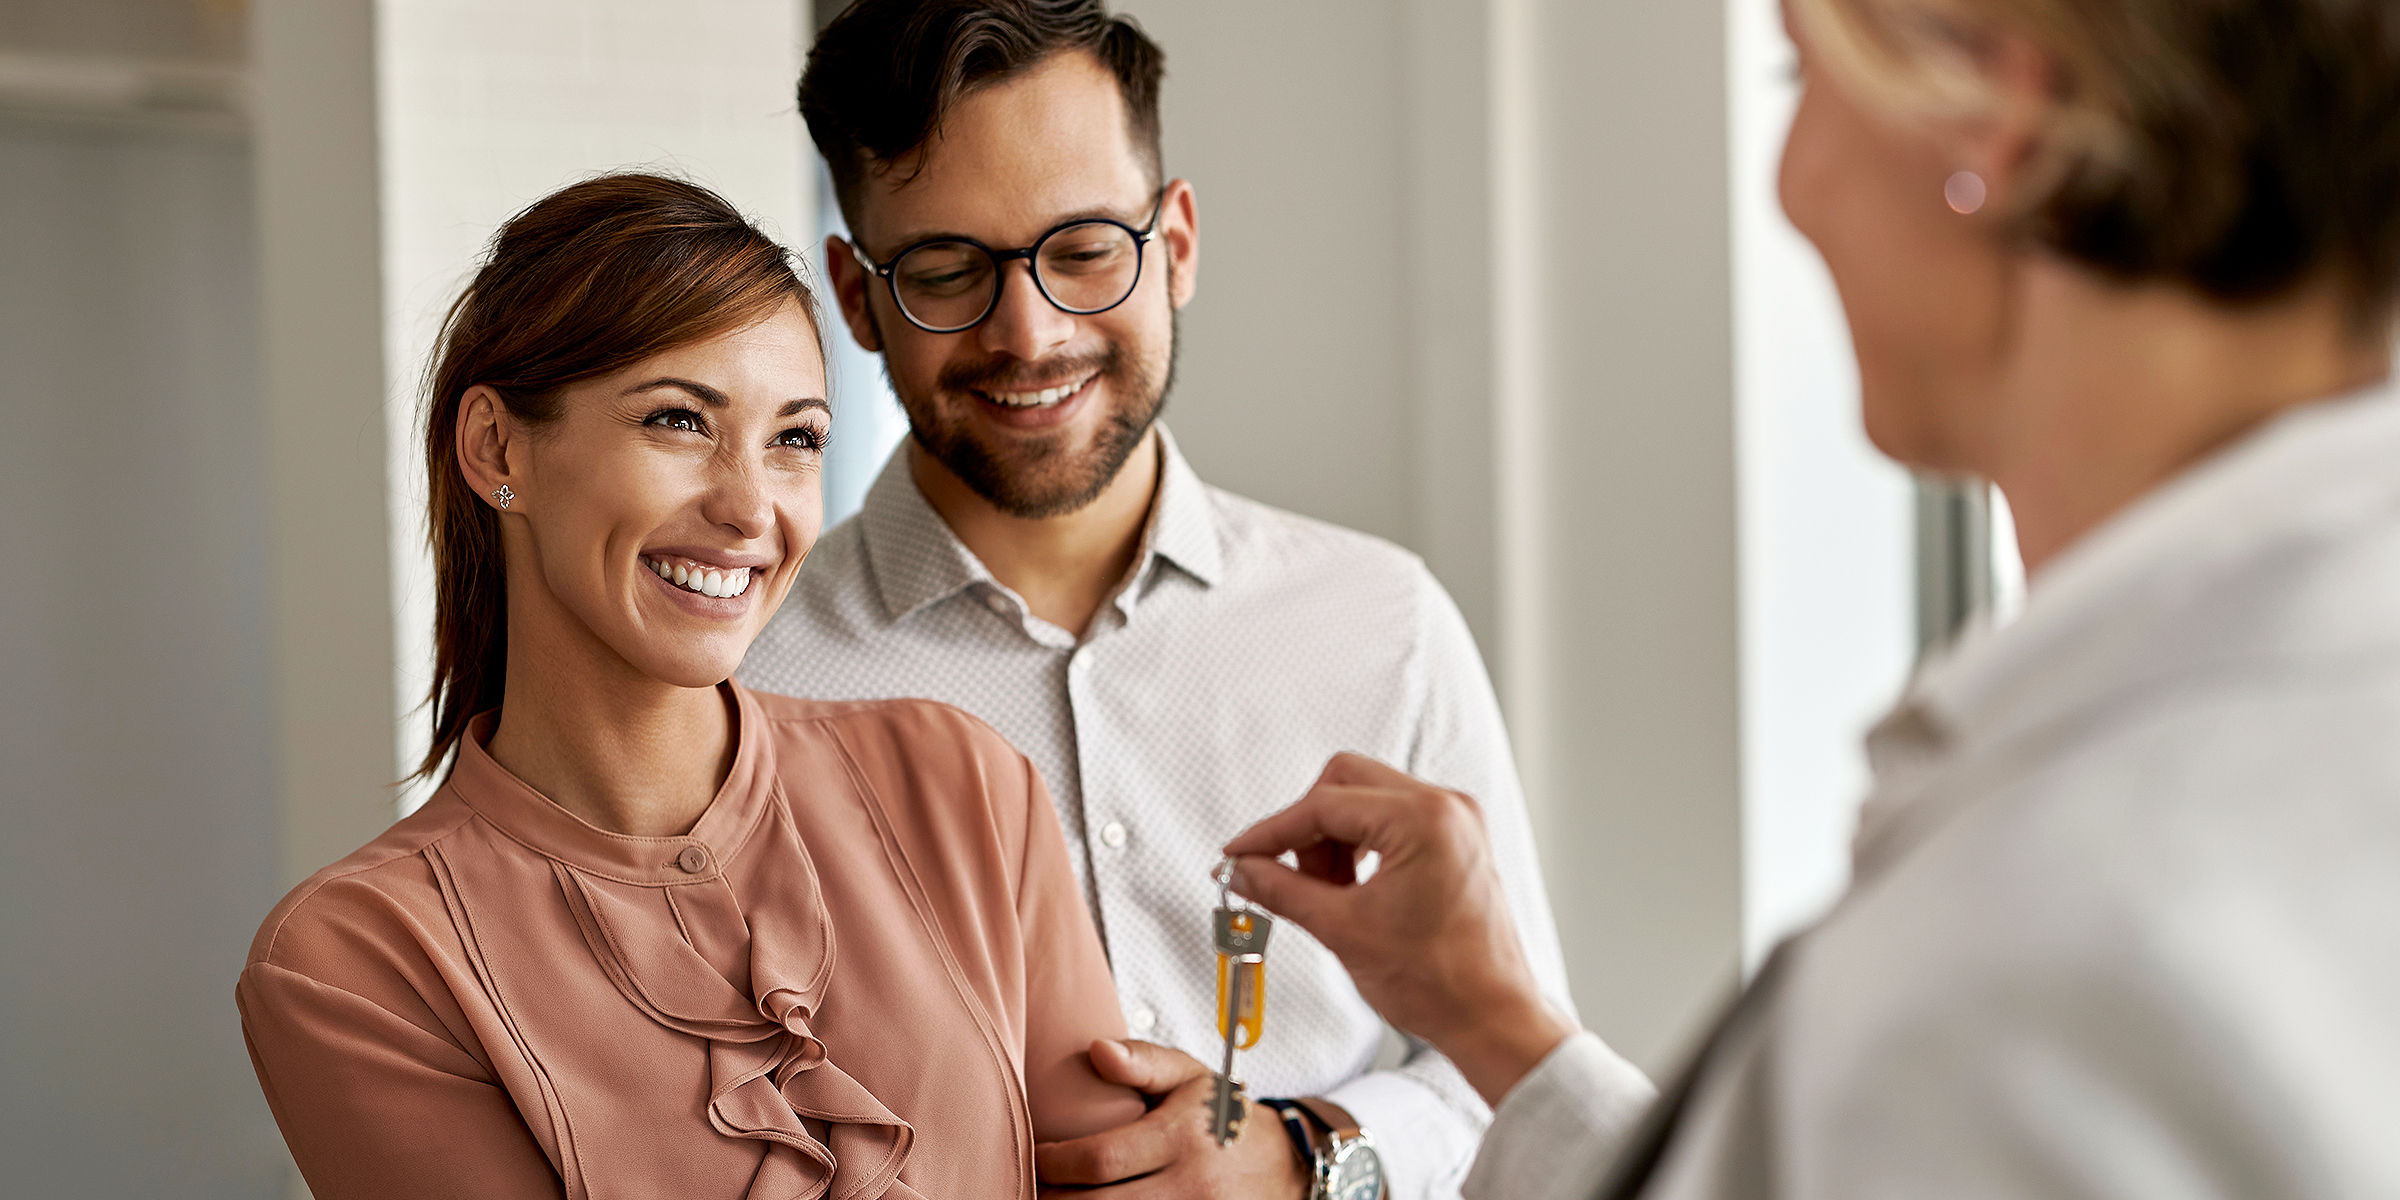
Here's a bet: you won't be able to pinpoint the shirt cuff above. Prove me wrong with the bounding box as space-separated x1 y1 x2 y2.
1462 1032 1657 1200
1321 1066 1487 1200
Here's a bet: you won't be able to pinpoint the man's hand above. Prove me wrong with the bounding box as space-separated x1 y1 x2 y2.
1034 1039 1306 1198
1223 753 1580 1107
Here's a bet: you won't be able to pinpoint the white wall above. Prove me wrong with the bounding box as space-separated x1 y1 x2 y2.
252 0 399 901
1516 0 1754 1071
375 0 812 811
1727 0 1917 968
0 109 285 1200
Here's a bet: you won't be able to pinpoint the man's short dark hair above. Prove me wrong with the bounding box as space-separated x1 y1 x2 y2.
801 0 1167 231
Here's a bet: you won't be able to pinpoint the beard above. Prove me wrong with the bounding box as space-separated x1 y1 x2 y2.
889 313 1178 520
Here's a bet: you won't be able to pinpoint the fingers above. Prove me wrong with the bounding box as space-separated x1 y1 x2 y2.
1316 750 1419 789
1224 853 1358 937
1034 1107 1181 1186
1222 783 1398 860
1294 835 1358 886
1034 1072 1212 1187
1086 1038 1210 1094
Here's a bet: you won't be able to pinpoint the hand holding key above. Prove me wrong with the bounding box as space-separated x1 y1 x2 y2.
1210 857 1273 1146
1221 752 1579 1109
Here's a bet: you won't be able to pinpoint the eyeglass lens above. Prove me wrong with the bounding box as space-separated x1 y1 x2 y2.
891 220 1143 331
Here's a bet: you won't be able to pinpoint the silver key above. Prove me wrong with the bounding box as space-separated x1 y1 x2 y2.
1210 861 1273 1146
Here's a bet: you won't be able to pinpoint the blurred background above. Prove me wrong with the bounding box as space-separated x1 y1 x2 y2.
0 0 2021 1194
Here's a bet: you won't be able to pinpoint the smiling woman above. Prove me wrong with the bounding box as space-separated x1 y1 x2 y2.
417 174 829 778
235 173 1145 1199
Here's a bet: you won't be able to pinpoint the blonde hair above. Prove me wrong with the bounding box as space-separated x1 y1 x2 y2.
1792 0 2400 321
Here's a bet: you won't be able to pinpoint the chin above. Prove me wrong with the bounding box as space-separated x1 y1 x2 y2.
626 644 751 692
1856 356 1974 476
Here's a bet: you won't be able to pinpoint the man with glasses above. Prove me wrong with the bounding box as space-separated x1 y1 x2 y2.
741 3 1590 1196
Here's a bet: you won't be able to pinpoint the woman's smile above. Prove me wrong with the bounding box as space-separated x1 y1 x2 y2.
641 553 765 600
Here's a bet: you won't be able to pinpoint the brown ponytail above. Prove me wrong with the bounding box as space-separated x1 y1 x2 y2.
413 173 815 782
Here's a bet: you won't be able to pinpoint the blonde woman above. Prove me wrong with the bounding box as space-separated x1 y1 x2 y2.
1224 1 2400 1197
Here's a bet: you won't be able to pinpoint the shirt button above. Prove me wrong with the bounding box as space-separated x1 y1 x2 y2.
1129 1005 1157 1034
984 592 1011 615
675 845 709 874
1099 821 1128 849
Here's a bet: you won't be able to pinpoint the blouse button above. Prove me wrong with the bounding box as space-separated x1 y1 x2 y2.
984 592 1012 616
1099 821 1128 849
676 845 709 874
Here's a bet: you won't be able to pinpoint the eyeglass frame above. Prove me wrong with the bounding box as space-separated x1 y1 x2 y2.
848 188 1168 334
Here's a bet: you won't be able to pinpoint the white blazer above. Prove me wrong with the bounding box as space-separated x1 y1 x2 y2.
1469 380 2400 1200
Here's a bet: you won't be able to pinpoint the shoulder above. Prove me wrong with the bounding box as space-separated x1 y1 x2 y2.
753 690 1021 762
1204 483 1429 585
245 793 476 978
755 691 1045 892
1199 484 1460 635
1790 676 2400 1167
755 692 1034 820
1204 484 1491 673
1838 668 2400 979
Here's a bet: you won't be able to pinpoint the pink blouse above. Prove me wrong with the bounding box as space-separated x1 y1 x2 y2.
237 686 1144 1199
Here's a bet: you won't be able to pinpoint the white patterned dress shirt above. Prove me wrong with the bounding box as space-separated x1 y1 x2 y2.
741 427 1576 1200
1466 380 2400 1199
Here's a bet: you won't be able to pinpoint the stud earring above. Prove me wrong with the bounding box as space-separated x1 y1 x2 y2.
491 485 515 509
1944 170 1987 215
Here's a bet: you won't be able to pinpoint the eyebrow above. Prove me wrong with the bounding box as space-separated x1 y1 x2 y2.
880 201 1150 252
625 377 829 418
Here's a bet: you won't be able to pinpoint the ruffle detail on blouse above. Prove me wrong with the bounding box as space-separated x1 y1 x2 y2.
555 846 917 1200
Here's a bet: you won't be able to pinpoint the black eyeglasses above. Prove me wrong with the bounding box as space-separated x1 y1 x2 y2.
851 190 1166 334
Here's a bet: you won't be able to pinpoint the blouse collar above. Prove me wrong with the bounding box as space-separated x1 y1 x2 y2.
445 682 777 886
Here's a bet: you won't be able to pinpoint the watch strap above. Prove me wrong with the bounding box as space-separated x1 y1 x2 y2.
1258 1098 1321 1181
1292 1096 1363 1143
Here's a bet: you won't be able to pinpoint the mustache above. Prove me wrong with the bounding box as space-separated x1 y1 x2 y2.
938 346 1121 395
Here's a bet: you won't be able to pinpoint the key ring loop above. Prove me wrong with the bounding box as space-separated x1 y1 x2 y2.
1212 856 1247 914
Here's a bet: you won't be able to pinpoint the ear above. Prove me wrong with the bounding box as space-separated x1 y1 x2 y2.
454 385 523 512
824 233 885 353
1939 33 2055 219
1159 177 1200 310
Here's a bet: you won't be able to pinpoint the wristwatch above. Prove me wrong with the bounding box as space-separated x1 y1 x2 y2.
1261 1097 1386 1200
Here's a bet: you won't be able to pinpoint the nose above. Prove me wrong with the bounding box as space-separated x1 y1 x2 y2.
700 451 775 543
975 258 1076 362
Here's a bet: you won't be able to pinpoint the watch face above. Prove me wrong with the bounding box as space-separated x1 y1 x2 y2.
1327 1141 1384 1200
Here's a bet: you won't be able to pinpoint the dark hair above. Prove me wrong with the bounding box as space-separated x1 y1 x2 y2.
1804 0 2400 325
414 173 814 782
800 0 1166 228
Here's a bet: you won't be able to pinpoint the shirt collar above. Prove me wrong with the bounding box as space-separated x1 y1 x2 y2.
444 683 777 885
857 422 1223 624
1855 378 2400 871
1145 425 1225 588
857 442 994 622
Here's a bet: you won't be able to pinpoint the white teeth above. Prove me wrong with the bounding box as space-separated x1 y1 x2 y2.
644 557 756 600
990 377 1088 408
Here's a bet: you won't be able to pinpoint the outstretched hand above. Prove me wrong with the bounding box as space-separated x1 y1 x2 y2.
1223 752 1579 1106
1034 1039 1306 1199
